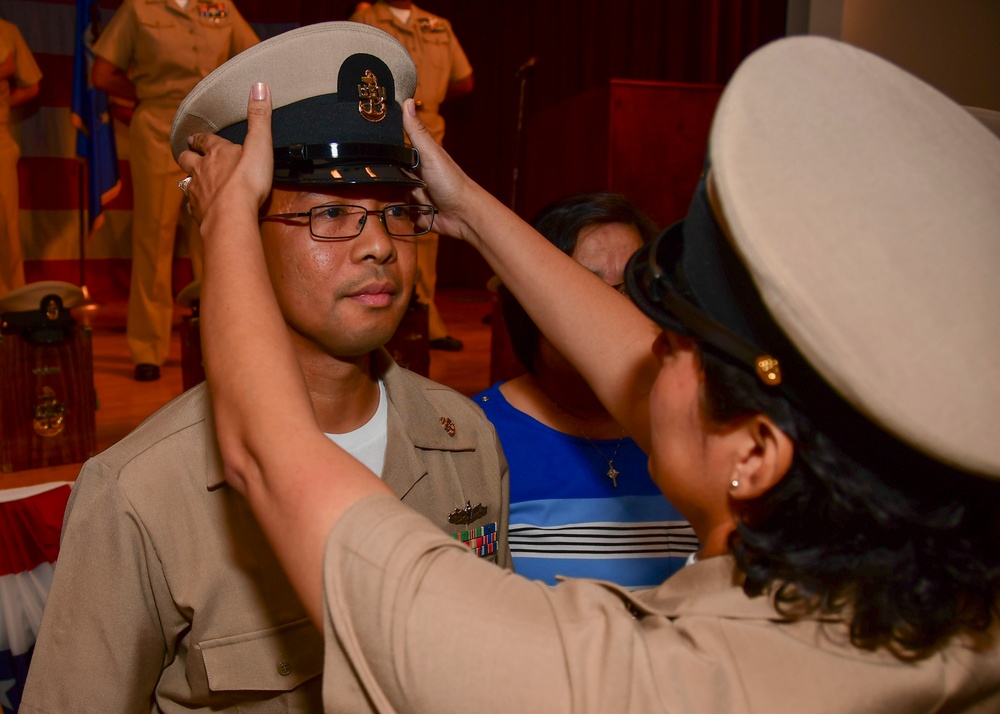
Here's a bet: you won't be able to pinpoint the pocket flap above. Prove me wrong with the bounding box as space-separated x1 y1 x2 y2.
200 618 323 692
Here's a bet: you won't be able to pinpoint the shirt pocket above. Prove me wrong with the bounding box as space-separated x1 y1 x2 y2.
133 18 184 68
417 30 454 78
199 617 323 693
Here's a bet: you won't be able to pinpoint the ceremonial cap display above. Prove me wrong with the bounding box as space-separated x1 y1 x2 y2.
0 281 84 314
170 22 421 186
627 37 1000 479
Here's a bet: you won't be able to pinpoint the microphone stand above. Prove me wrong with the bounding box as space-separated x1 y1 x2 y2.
509 57 536 214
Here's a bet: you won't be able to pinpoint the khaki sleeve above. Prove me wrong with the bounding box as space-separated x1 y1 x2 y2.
10 24 41 86
446 21 472 83
0 22 41 87
91 0 136 71
19 461 170 713
322 495 576 713
0 29 13 70
321 496 771 713
348 8 376 25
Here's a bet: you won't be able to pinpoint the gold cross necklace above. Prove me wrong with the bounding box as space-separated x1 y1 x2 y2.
544 392 625 488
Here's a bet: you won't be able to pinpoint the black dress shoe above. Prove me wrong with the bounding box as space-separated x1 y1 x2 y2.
134 363 161 382
429 336 464 351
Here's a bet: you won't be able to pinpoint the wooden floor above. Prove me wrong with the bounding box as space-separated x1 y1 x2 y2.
0 287 496 491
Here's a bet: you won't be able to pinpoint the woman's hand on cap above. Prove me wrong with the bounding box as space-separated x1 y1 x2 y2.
178 82 274 227
402 97 484 243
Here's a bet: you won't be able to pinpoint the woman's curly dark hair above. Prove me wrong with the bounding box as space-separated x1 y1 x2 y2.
697 349 1000 657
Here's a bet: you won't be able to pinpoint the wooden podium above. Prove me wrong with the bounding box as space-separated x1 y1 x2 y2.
0 301 97 472
521 80 723 229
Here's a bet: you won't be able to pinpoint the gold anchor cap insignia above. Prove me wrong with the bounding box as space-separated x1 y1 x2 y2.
358 70 387 123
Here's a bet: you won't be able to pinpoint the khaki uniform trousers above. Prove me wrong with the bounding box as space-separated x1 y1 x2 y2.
126 101 202 366
416 231 447 340
0 123 24 296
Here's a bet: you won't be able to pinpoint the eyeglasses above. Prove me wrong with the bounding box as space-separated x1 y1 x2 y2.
259 203 437 241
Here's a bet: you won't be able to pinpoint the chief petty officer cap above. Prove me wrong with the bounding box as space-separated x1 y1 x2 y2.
170 22 421 186
626 36 1000 480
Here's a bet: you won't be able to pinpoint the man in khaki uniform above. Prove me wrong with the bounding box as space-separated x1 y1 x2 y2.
20 24 509 713
91 0 258 381
351 0 473 351
0 18 41 296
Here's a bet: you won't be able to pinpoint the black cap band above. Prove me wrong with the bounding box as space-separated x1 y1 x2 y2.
214 53 421 187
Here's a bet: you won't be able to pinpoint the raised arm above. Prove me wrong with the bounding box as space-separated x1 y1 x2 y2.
180 85 392 626
402 102 661 452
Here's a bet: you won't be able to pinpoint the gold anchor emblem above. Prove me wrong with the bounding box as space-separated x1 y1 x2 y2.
358 70 387 123
439 416 456 437
33 386 66 437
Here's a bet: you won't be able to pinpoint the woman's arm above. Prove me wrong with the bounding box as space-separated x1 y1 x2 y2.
402 102 661 452
180 85 392 626
9 81 38 107
90 56 136 102
0 51 14 81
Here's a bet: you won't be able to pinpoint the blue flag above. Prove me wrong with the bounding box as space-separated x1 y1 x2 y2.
71 0 120 236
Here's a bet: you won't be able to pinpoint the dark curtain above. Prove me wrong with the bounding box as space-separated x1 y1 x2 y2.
99 0 787 284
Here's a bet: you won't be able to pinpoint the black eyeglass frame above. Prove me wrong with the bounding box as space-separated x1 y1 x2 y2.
258 203 438 242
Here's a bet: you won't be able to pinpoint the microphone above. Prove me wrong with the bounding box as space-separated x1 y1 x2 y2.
515 57 537 77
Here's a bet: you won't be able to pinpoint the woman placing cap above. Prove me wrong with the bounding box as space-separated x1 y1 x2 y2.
181 35 1000 713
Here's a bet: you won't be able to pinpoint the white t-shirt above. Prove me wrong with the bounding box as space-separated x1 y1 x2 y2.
387 5 412 24
325 379 389 477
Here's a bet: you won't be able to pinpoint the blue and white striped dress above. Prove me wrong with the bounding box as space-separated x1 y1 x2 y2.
476 383 697 588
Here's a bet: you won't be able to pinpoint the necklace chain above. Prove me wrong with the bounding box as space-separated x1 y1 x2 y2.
544 391 625 488
582 435 623 487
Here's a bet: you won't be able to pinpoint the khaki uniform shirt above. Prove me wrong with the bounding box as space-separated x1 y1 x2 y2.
0 19 39 294
350 1 472 143
92 0 257 106
322 494 1000 713
0 19 42 123
21 351 509 713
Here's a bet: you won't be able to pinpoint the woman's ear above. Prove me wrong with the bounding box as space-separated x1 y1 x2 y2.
728 414 794 500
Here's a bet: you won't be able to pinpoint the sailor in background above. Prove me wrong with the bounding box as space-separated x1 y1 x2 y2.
91 0 257 381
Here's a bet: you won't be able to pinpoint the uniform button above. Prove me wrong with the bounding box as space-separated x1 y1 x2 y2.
277 660 292 676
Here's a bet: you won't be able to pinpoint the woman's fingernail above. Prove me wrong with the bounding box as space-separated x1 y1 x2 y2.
406 99 416 117
252 82 267 101
187 135 194 146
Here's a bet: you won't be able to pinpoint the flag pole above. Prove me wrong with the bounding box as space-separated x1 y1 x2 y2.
73 0 115 314
76 156 99 311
